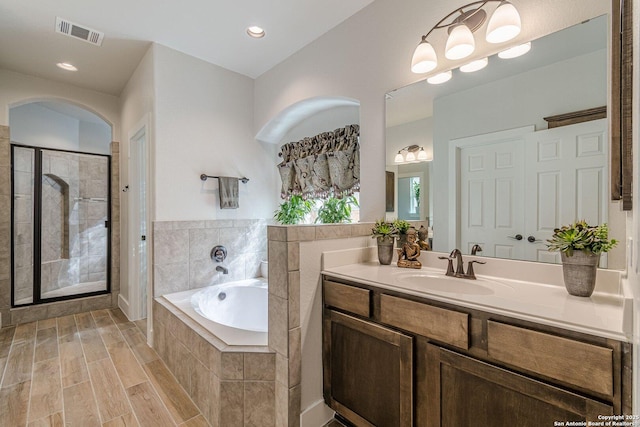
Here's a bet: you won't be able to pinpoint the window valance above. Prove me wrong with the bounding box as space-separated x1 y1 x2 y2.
277 124 360 199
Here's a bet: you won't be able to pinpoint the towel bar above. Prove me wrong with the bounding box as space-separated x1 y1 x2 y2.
200 174 249 184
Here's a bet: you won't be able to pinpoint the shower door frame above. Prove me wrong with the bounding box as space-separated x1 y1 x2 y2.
10 143 112 307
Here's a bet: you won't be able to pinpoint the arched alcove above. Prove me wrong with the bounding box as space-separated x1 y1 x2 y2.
9 99 112 154
255 96 360 144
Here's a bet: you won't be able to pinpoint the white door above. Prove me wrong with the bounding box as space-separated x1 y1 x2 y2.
460 138 525 259
522 119 608 264
128 122 150 321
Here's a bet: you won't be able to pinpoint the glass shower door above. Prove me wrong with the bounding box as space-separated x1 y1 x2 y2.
11 145 110 306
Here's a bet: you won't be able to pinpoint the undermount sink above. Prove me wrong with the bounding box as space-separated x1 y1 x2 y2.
395 271 513 296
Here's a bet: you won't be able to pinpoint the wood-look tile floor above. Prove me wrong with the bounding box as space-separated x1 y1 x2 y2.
0 309 208 427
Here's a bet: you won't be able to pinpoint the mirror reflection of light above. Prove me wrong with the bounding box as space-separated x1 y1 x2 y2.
498 42 531 59
460 57 489 73
427 70 452 84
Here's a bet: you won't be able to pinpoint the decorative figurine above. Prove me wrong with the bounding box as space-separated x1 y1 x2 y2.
417 225 430 250
397 228 422 269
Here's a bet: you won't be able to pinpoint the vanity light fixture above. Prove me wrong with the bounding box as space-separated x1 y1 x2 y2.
427 70 452 84
497 41 531 58
395 145 432 163
56 62 78 71
246 26 266 38
411 0 521 74
460 57 489 72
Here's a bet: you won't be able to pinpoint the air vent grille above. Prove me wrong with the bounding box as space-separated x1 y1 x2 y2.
55 17 104 46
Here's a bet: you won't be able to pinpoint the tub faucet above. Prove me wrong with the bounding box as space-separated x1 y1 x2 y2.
216 265 228 275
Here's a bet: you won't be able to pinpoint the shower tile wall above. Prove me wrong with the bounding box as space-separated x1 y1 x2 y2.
0 126 11 324
12 147 34 304
153 219 268 297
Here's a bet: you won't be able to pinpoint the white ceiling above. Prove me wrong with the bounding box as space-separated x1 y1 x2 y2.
0 0 374 96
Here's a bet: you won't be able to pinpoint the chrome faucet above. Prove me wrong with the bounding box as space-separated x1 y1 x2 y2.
471 244 483 255
216 265 228 275
439 249 486 280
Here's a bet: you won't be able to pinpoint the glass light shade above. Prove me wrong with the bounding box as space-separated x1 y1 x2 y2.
498 42 531 59
405 151 416 162
417 148 428 161
460 57 488 73
56 62 78 71
445 24 475 60
486 1 521 43
411 40 438 73
427 70 452 84
394 152 404 163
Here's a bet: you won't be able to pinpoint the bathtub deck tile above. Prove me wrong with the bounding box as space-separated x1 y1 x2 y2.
3 309 206 426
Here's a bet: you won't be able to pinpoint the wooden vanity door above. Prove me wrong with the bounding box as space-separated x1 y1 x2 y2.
323 310 413 427
423 344 612 427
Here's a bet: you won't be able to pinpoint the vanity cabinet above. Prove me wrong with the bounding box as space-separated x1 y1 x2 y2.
322 276 631 427
323 309 413 427
424 344 612 426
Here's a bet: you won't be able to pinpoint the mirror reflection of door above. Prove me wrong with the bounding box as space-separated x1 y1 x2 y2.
398 174 422 221
457 120 608 265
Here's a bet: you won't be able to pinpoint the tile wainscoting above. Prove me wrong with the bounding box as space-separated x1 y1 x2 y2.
153 298 276 426
152 219 268 297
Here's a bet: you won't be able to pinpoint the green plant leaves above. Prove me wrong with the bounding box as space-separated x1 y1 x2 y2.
546 221 618 255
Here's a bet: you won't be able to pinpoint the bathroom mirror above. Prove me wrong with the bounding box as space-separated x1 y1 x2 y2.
386 13 626 269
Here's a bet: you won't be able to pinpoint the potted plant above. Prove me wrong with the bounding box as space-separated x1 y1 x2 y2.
273 195 313 225
393 219 411 248
371 219 398 265
547 220 618 297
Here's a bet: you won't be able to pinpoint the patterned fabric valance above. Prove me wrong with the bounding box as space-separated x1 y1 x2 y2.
277 124 360 199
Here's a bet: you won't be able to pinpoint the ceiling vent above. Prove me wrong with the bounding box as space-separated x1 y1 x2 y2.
55 17 104 46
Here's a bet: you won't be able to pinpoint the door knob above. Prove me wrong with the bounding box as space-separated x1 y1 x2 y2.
507 234 523 241
527 235 542 243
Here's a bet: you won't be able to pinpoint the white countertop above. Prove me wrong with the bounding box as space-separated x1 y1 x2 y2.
321 248 632 342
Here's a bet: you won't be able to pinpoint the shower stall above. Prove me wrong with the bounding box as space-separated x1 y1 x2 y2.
12 145 111 306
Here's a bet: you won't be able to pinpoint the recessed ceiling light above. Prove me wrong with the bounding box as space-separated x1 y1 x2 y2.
246 26 265 38
56 62 78 71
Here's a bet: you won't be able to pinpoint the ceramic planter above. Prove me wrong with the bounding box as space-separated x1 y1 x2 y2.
377 236 395 265
560 251 600 297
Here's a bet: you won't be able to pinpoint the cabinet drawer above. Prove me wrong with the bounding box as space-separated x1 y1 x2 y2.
324 280 371 317
487 321 613 397
380 294 469 349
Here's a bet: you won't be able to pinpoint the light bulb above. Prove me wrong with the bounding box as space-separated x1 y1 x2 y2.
417 148 428 161
445 24 475 60
394 152 404 163
486 1 521 43
405 151 416 162
411 39 438 74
